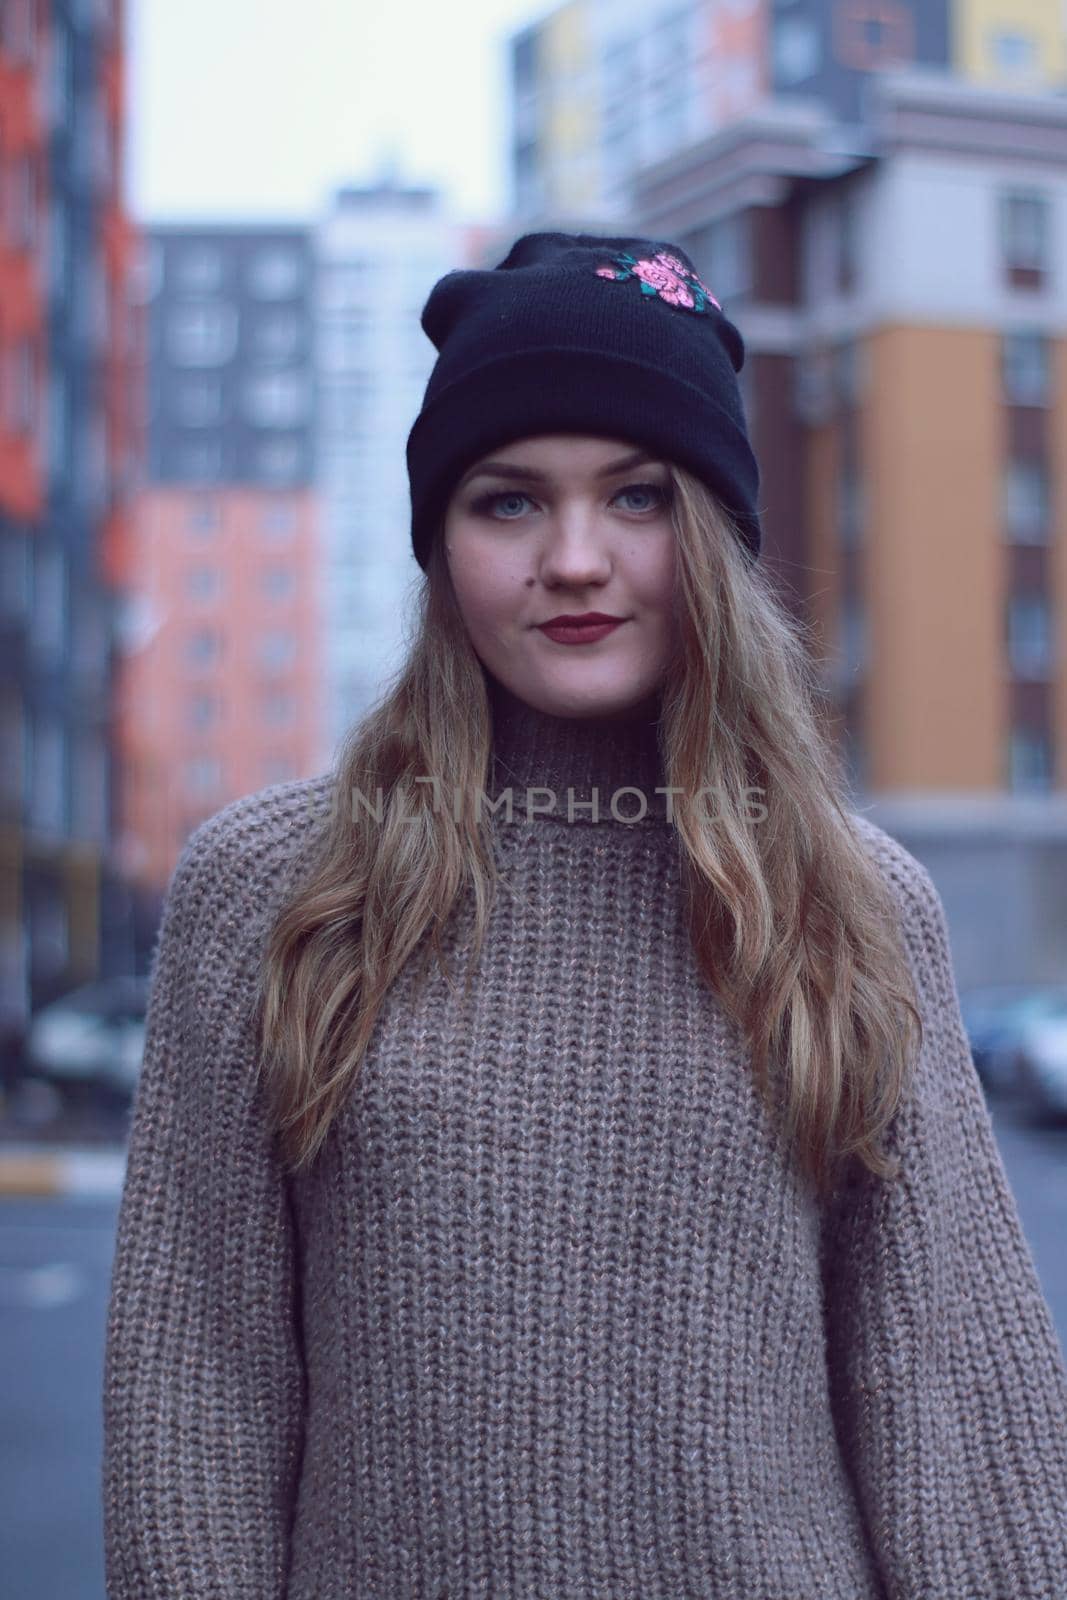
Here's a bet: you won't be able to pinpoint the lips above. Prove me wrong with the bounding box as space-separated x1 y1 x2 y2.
536 617 626 645
538 613 626 627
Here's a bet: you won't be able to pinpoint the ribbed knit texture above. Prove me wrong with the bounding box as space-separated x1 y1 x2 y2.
102 688 1067 1598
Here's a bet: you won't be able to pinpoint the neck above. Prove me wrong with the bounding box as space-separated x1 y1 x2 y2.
485 674 671 826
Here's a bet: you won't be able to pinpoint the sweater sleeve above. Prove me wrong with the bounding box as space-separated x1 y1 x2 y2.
821 836 1067 1599
101 810 306 1598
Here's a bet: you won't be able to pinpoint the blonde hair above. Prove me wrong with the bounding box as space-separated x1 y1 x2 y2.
256 465 922 1201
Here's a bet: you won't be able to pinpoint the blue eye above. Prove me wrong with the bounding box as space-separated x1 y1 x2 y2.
615 482 670 512
469 490 533 519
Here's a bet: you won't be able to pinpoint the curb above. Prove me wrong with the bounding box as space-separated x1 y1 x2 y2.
0 1144 127 1199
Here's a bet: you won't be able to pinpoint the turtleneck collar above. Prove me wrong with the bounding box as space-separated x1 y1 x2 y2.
485 673 672 827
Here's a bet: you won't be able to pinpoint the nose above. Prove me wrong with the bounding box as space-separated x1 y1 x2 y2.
537 503 612 587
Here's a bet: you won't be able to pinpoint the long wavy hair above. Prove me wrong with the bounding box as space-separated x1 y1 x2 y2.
256 464 922 1202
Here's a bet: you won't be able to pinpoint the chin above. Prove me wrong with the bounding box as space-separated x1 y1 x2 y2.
529 678 659 721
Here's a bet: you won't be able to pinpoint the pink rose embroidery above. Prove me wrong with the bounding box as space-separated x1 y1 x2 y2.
654 251 690 277
594 248 721 314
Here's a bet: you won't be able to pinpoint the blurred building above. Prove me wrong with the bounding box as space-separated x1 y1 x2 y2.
631 71 1067 804
510 0 1067 222
313 178 468 760
507 4 1067 980
1 0 139 1038
119 226 323 897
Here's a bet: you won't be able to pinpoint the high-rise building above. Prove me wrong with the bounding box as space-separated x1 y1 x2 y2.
313 180 466 758
120 226 323 895
1 0 138 1036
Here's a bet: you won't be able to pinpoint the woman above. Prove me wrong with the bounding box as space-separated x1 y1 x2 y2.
102 233 1067 1598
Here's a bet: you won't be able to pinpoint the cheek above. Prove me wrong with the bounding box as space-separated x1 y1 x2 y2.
626 532 676 611
447 541 521 634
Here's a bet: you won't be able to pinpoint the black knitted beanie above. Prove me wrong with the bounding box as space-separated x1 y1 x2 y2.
405 230 762 571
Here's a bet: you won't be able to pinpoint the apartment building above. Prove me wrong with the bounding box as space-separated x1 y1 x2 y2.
119 225 323 895
625 73 1067 801
509 0 1066 222
2 0 137 1031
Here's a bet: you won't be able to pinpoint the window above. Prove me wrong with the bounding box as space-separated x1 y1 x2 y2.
185 628 221 667
1001 332 1050 406
254 313 303 361
12 337 37 433
261 567 295 600
999 191 1049 273
793 348 834 425
14 153 38 249
259 630 296 671
27 714 67 835
262 500 297 536
263 690 295 725
49 197 67 301
32 542 67 664
186 566 221 601
247 246 304 300
2 0 35 62
174 377 225 427
257 437 304 484
187 496 220 533
168 303 238 366
1007 593 1053 679
1003 459 1048 543
47 371 67 480
70 592 109 682
70 734 106 844
703 214 749 304
989 32 1038 78
188 694 220 730
49 20 71 129
29 888 70 980
1007 728 1052 792
838 189 860 294
174 245 224 294
773 15 820 85
185 756 222 795
180 439 224 481
835 340 866 407
0 527 32 620
243 370 309 427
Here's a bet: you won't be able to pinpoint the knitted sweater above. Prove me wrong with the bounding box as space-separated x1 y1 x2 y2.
102 685 1067 1599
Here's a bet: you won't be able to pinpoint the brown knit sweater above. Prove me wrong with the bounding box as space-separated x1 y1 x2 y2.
102 685 1067 1598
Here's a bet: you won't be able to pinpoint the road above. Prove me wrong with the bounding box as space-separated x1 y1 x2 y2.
0 1099 1064 1600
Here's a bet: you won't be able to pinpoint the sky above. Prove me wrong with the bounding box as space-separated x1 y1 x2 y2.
127 0 552 226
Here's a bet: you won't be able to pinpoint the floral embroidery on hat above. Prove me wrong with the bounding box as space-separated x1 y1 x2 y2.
595 249 722 313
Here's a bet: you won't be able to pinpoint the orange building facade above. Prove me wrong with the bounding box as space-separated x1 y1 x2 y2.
117 487 323 892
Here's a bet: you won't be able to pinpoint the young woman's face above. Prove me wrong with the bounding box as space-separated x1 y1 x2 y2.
443 434 677 719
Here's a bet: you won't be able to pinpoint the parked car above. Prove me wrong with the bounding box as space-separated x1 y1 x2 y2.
1014 1015 1067 1125
958 985 1067 1096
25 976 149 1108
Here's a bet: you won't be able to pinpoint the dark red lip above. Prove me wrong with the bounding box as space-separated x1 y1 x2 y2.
538 612 627 626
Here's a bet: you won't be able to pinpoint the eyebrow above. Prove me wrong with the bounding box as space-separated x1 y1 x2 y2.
459 449 661 489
